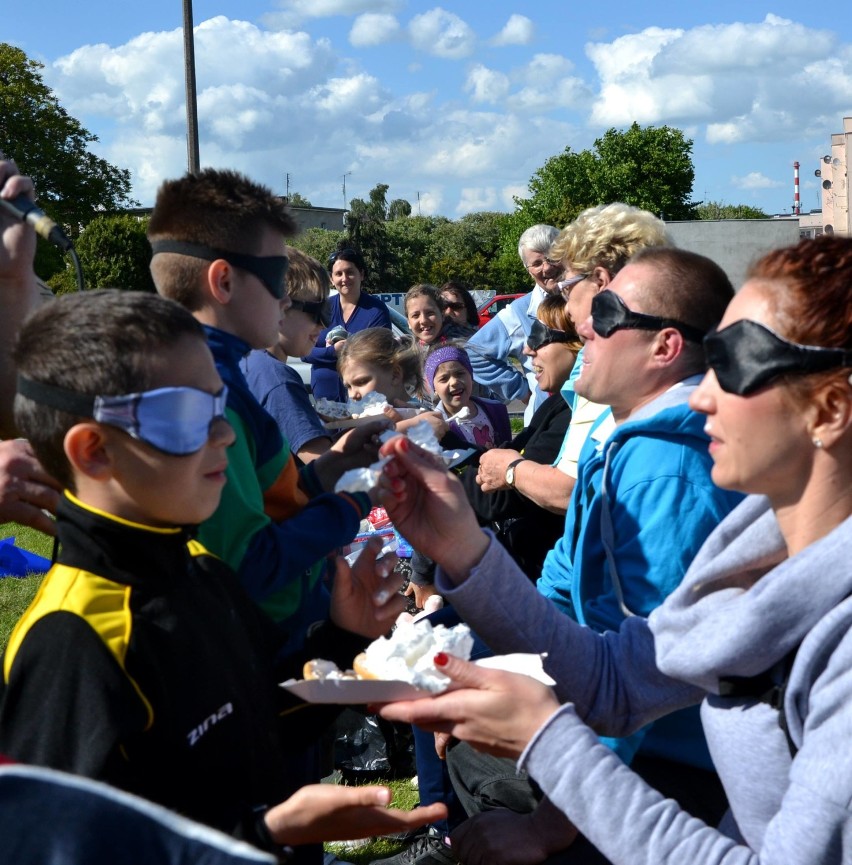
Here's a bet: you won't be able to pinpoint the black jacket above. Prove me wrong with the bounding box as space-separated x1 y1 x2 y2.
0 493 364 842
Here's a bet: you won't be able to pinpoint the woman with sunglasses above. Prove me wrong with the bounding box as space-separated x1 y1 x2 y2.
378 236 852 864
303 247 391 402
439 281 480 335
460 294 581 581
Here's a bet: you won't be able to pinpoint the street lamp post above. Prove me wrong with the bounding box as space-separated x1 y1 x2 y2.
183 0 200 173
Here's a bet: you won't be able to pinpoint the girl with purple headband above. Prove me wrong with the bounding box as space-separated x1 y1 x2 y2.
424 344 511 452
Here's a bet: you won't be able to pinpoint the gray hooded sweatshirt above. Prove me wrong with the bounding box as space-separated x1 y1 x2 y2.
437 496 852 864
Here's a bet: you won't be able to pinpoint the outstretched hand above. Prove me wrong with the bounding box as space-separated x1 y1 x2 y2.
0 439 61 535
330 537 405 638
378 653 560 760
264 783 447 846
377 435 488 582
312 419 392 492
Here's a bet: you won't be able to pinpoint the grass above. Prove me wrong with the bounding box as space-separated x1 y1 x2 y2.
0 521 423 863
325 775 423 863
510 417 524 436
0 522 52 652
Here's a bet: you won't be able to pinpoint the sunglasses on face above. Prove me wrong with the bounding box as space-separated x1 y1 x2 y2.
590 290 706 343
17 376 230 456
289 298 331 327
557 274 589 299
704 319 852 396
150 240 289 300
527 319 575 351
441 299 466 312
328 249 360 267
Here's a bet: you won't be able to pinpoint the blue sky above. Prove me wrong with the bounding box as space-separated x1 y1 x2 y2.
6 1 851 219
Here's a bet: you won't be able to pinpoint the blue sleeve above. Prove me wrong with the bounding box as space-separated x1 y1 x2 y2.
236 492 366 606
267 374 329 455
361 299 391 330
304 337 336 366
537 534 577 617
467 314 530 403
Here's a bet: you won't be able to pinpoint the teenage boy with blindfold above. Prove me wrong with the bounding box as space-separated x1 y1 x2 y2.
148 169 388 658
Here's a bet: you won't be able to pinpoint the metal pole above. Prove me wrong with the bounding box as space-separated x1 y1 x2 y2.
342 172 351 209
183 0 200 173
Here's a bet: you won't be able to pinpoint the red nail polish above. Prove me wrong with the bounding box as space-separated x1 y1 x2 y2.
434 652 448 667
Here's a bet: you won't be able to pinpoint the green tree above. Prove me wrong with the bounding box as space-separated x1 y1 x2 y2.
508 123 697 250
0 43 138 279
387 198 412 220
48 214 154 295
287 227 345 269
285 191 312 208
345 184 402 291
695 201 769 220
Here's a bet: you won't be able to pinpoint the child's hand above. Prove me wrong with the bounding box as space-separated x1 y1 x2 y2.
264 784 448 846
404 581 441 611
330 537 405 638
396 411 447 440
378 435 488 583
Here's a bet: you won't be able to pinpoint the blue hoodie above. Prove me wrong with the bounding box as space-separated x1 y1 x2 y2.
537 378 744 765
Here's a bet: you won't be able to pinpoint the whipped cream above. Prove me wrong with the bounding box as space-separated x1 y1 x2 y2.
361 621 474 693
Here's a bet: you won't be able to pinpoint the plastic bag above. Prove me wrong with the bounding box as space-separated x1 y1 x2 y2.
333 707 415 783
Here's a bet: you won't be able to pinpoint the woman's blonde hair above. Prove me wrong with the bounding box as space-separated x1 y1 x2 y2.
549 203 671 276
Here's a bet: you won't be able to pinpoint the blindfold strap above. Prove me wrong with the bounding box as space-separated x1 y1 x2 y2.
17 375 95 417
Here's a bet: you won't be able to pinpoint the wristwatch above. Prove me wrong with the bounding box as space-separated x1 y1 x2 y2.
505 458 525 488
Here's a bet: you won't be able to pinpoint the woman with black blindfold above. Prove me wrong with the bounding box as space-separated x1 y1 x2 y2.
377 236 852 865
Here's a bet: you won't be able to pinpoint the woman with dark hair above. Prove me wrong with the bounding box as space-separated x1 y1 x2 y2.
461 294 580 581
439 281 479 334
379 236 852 865
303 247 391 401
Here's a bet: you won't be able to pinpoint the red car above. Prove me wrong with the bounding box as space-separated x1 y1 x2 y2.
477 293 526 327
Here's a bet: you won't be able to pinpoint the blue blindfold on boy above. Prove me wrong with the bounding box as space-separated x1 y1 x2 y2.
17 376 229 456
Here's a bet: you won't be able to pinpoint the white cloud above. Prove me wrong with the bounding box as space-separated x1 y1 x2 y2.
456 187 498 215
264 0 402 29
732 172 784 190
501 185 528 208
464 64 510 104
350 13 401 47
409 8 476 59
584 15 850 142
491 14 534 47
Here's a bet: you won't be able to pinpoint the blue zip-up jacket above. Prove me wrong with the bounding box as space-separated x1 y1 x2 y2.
537 378 744 766
467 288 548 424
199 326 369 650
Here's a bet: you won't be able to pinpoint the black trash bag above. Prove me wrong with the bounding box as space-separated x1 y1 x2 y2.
333 707 415 783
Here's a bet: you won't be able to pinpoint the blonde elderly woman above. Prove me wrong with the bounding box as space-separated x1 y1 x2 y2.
476 203 671 515
379 235 852 865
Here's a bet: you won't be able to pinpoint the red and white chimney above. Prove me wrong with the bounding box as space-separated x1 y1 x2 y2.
793 161 800 215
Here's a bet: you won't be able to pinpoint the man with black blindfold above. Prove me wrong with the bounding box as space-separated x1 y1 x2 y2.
443 247 746 865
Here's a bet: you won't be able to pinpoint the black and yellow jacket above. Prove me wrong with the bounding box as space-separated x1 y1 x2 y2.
0 492 365 841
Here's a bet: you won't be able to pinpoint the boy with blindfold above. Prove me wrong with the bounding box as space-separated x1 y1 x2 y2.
0 289 442 856
148 169 387 656
242 247 334 465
